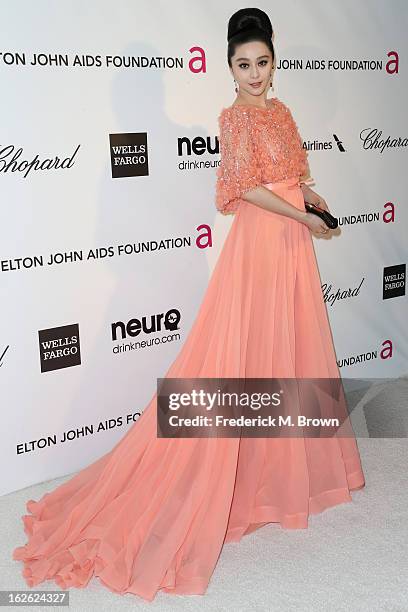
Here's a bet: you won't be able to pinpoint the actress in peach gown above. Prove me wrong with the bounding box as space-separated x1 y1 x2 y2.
13 9 365 602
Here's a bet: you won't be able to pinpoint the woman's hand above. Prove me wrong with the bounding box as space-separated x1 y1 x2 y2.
302 212 330 236
300 184 330 213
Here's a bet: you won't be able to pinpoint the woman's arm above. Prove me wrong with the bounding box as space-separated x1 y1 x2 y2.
300 182 331 213
241 185 307 222
241 185 329 235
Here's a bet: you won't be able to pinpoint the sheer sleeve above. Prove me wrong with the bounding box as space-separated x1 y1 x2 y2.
215 108 263 215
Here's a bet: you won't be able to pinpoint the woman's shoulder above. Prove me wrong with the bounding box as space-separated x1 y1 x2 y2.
217 96 284 123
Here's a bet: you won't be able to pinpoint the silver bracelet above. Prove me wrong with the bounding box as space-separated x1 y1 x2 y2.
299 177 314 187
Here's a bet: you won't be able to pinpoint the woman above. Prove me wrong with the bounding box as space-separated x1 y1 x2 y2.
13 7 365 602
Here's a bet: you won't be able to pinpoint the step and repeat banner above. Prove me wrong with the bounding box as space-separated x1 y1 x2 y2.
1 0 407 495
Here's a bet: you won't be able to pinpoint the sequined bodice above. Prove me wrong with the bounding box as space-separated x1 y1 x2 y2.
215 96 309 214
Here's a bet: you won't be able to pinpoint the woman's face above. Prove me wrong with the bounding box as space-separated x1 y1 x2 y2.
230 40 274 98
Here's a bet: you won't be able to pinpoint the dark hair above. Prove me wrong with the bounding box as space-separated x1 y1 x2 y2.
227 8 274 67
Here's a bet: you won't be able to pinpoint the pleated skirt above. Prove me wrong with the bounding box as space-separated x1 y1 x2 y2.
13 176 365 601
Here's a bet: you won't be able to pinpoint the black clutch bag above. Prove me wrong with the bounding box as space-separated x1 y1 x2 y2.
304 202 338 229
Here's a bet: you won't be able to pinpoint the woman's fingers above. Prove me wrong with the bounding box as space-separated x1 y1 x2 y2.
313 222 329 235
306 213 329 235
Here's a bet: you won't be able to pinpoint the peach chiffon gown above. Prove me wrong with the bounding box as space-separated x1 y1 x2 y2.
13 96 365 601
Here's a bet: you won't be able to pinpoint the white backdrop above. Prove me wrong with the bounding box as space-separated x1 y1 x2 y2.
1 0 407 495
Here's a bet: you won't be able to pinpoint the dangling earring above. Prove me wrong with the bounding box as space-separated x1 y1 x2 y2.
270 74 274 90
234 79 238 93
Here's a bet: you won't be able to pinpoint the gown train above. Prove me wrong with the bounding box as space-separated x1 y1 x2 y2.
13 176 365 601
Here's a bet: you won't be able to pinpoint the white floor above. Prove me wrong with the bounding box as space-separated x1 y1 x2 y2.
2 438 407 612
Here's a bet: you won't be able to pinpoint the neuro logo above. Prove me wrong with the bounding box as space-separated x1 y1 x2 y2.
111 308 181 341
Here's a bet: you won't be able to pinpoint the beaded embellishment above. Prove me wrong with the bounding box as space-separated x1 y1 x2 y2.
215 97 309 214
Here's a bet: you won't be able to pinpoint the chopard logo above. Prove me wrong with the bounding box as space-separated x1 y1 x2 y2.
0 144 80 178
360 128 408 153
322 278 364 307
